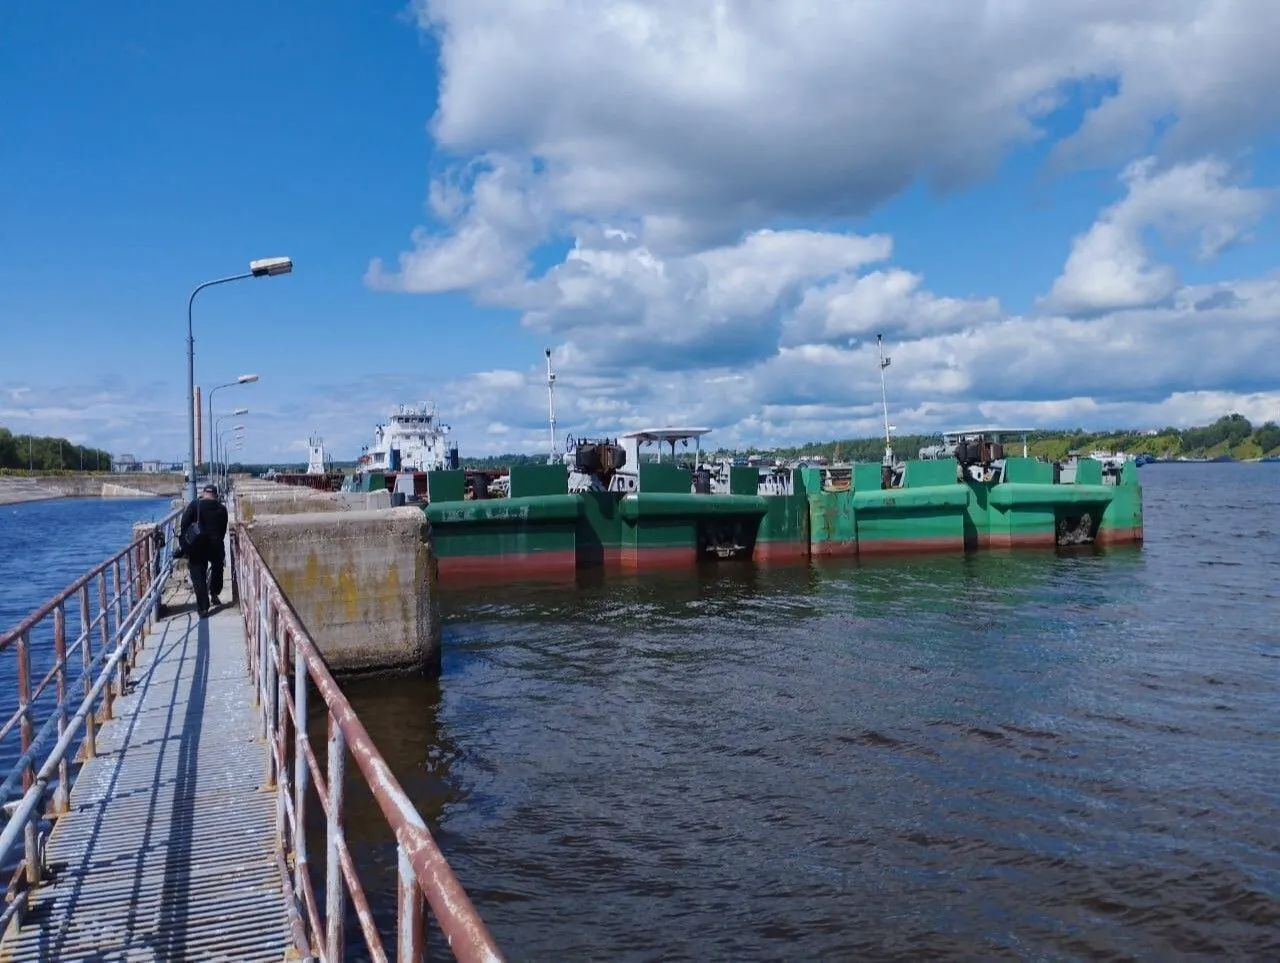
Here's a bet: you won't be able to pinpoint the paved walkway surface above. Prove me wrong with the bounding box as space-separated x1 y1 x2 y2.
0 579 298 962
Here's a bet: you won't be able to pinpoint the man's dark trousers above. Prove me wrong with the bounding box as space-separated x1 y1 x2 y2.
188 545 225 613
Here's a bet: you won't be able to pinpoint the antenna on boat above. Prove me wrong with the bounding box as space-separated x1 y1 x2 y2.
545 347 557 465
877 333 894 467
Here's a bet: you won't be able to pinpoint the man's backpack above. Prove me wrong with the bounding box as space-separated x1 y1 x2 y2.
182 506 205 550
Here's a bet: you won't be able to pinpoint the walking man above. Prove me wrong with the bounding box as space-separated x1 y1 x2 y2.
179 483 229 618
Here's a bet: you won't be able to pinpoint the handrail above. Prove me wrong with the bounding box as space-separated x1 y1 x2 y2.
232 524 505 963
0 507 182 914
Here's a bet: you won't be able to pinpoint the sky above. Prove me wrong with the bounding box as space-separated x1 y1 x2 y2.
2 0 1279 464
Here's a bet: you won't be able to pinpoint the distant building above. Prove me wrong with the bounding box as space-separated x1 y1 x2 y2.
139 460 167 473
112 454 139 473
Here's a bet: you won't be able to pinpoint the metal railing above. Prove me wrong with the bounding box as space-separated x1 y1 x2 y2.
0 507 182 925
232 525 505 963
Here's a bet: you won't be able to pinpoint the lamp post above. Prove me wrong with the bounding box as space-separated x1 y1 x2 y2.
208 375 258 486
214 408 249 486
219 424 246 493
228 433 246 491
186 256 292 502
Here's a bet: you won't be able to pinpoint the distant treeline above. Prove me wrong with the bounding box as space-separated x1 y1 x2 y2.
739 413 1280 463
0 426 112 472
403 414 1280 466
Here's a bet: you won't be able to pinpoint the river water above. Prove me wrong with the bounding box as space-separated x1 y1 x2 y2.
4 471 1279 959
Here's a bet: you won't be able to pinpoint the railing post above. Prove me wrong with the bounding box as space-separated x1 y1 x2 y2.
16 632 40 885
274 626 288 842
293 640 310 903
79 585 96 760
52 605 70 815
139 536 152 643
97 572 113 722
257 577 269 717
265 612 279 789
253 573 262 705
326 716 346 962
115 557 130 696
126 546 137 620
121 550 137 692
397 846 426 963
112 560 123 645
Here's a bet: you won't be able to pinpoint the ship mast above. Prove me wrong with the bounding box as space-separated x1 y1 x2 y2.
877 333 893 467
545 347 557 465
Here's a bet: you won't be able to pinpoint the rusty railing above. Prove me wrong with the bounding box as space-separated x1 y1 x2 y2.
0 507 182 924
231 525 505 963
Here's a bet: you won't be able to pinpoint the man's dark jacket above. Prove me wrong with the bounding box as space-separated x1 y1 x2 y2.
180 498 229 554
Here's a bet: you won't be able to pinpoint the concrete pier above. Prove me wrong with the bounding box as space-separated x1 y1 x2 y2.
239 494 441 675
0 583 297 960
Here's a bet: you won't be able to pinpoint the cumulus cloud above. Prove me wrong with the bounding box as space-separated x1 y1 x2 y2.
364 156 549 294
1041 156 1274 314
508 227 892 369
373 0 1280 286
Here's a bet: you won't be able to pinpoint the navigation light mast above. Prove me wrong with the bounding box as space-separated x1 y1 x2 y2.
545 348 557 465
877 334 894 467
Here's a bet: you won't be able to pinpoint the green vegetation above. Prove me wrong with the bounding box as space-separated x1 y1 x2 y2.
459 453 555 470
0 427 112 473
711 413 1280 463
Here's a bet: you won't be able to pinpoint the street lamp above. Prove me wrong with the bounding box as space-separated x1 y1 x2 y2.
208 375 258 485
186 257 292 501
219 423 246 490
214 408 249 482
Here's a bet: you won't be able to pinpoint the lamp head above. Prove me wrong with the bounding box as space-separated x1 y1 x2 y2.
249 257 293 278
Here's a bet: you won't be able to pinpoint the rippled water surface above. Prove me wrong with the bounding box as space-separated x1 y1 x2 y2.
344 464 1280 961
0 497 174 772
0 497 174 634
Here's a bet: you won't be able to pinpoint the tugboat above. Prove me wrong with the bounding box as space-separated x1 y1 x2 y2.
342 403 462 500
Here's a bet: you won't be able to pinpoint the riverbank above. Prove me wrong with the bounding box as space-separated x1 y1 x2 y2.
0 473 184 506
0 477 59 505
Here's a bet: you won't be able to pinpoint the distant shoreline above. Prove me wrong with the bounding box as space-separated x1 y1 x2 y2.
0 491 61 507
0 474 182 507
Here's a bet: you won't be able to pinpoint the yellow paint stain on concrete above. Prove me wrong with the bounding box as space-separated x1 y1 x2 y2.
337 560 360 623
384 559 408 627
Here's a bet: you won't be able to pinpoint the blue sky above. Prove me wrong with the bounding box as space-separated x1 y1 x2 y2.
3 1 1279 463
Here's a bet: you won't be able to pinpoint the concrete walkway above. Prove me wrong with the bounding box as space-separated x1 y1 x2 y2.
0 581 298 962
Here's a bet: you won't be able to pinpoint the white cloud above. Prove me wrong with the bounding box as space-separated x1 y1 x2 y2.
1041 157 1274 314
373 0 1280 287
364 155 549 294
507 227 893 369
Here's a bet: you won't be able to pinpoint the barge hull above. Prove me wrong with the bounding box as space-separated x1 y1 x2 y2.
406 458 1142 582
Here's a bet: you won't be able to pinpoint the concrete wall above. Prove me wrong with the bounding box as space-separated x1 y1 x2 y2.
37 473 184 498
0 473 184 504
245 507 441 676
234 483 341 522
334 489 392 511
232 480 391 519
103 482 159 498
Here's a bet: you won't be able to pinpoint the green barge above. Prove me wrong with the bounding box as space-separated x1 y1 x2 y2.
345 427 1143 582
